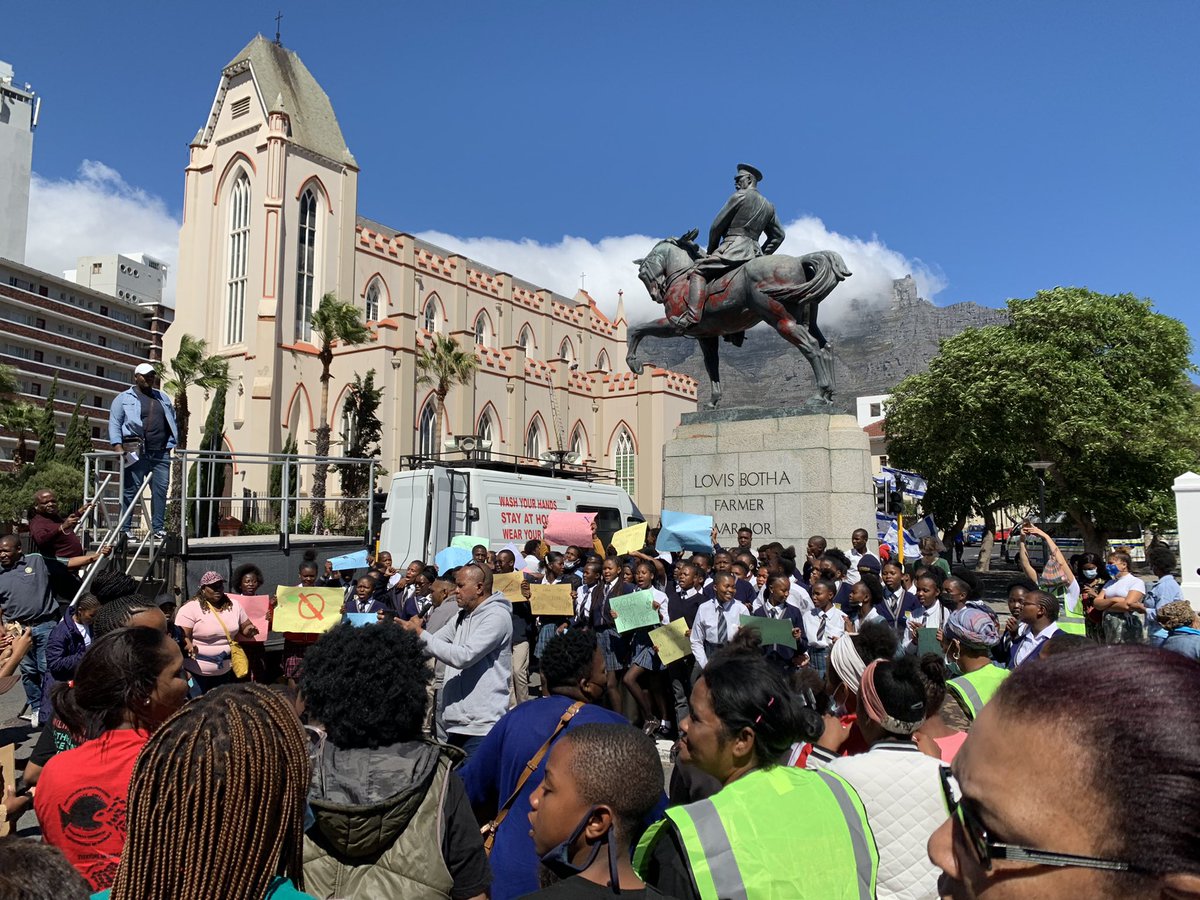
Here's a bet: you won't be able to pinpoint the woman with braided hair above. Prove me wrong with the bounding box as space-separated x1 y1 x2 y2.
34 627 189 892
98 683 314 900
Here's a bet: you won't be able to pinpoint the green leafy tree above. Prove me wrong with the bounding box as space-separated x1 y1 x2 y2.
308 294 370 533
415 334 478 454
162 336 230 532
0 403 40 468
334 369 384 496
0 363 17 403
887 288 1200 561
62 399 93 472
187 385 227 538
0 461 84 525
34 374 60 466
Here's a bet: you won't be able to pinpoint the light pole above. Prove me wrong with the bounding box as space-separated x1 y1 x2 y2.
1027 460 1053 524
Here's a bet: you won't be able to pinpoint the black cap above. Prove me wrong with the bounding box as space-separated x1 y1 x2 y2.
737 163 763 182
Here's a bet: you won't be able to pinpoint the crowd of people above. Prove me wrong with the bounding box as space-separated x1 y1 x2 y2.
0 497 1198 899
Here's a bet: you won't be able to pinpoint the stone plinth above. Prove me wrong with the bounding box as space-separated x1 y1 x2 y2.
662 407 877 549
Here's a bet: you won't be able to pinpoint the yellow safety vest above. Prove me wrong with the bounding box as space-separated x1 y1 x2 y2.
946 664 1010 720
1055 584 1088 636
633 765 878 900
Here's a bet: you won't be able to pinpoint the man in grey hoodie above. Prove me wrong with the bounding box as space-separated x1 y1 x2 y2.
402 562 513 759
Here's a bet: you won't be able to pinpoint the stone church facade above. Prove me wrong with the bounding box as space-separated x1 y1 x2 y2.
169 36 696 517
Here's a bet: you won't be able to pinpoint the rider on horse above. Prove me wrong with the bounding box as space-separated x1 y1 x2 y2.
669 163 787 334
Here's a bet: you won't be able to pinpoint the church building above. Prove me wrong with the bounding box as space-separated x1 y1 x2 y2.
169 36 697 517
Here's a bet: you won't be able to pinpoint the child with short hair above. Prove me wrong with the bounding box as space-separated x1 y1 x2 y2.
800 578 847 678
524 722 667 898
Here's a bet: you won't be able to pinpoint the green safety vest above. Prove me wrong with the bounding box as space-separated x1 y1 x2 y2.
946 664 1010 720
633 765 878 900
1054 585 1088 635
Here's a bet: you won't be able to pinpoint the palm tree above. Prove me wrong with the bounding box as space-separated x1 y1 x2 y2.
308 294 370 533
162 335 230 532
0 402 40 467
415 334 479 455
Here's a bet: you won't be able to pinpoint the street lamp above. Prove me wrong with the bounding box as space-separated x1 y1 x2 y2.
1027 460 1053 524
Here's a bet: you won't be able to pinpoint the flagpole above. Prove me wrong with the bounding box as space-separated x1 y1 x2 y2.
896 481 906 566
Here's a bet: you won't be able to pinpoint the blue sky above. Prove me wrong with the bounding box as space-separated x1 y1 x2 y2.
10 1 1199 364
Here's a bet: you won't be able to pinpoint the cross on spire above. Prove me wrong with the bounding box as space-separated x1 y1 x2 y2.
580 272 587 290
274 10 283 45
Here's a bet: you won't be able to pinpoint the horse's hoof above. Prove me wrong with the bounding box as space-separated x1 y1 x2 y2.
627 358 643 375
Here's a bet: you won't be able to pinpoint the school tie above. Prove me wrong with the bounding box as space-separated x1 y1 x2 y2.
816 612 827 641
716 605 728 643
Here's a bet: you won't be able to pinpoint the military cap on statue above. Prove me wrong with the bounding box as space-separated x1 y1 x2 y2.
737 163 764 182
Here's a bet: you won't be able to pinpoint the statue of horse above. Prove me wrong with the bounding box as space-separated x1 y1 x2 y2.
625 230 851 408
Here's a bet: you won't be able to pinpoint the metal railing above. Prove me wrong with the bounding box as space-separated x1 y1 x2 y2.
174 448 380 554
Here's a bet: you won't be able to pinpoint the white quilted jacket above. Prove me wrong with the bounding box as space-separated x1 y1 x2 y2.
822 742 948 900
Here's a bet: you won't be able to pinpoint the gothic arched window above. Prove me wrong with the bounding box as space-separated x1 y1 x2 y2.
225 172 250 345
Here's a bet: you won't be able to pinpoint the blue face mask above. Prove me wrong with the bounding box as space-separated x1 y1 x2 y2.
539 806 620 887
1106 563 1120 578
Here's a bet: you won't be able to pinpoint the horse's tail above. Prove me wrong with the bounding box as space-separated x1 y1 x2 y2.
759 250 851 306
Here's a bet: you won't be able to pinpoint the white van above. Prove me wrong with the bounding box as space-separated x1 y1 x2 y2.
378 463 643 565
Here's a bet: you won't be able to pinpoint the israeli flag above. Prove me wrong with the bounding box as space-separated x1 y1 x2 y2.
877 513 921 558
880 466 928 498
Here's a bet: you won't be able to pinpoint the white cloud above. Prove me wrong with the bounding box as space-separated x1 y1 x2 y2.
22 163 944 327
26 160 180 304
419 215 946 328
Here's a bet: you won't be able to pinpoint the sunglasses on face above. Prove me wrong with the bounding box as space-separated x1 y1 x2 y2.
940 767 1143 875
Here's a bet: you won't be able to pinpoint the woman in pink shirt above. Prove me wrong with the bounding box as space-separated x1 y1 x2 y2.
176 571 258 693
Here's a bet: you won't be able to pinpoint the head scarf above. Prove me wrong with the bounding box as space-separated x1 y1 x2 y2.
830 635 867 692
859 659 923 735
944 606 1001 650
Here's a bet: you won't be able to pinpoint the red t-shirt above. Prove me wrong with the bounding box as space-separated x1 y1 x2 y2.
34 728 149 891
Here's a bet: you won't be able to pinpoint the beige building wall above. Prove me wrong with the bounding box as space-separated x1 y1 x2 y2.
168 36 696 519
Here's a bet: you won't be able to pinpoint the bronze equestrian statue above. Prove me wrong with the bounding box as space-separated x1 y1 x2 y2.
626 164 850 409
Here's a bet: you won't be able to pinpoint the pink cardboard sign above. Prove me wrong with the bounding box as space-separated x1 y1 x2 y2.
235 594 270 642
543 511 595 548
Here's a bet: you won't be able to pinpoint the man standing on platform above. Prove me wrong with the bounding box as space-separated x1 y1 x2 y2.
108 362 178 539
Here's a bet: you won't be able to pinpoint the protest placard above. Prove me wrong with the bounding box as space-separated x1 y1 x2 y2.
344 613 377 627
451 535 489 551
610 522 648 556
235 595 270 642
739 614 797 649
493 571 526 605
917 627 941 657
649 619 691 665
657 510 714 553
435 546 473 572
328 549 370 571
273 586 343 635
529 583 574 616
543 511 595 547
612 589 661 633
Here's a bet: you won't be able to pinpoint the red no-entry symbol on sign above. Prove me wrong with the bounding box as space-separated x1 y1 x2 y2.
298 592 326 620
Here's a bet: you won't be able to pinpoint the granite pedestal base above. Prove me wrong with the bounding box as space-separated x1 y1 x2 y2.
662 407 877 549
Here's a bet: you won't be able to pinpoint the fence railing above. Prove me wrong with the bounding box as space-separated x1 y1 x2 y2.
83 448 380 556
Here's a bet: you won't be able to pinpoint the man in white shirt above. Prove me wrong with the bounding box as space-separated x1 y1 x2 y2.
845 528 880 586
690 573 749 668
1009 590 1061 668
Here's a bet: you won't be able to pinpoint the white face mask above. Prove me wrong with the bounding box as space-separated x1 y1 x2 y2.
1083 568 1098 580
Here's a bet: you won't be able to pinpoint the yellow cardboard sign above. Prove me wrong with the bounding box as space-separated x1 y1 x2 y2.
610 522 648 556
530 583 574 617
493 571 526 605
649 618 692 665
273 586 343 634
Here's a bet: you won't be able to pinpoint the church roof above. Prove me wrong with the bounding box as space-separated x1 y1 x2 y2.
222 35 356 167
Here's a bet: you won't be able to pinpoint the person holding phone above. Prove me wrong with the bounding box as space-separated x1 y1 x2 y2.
28 491 109 568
